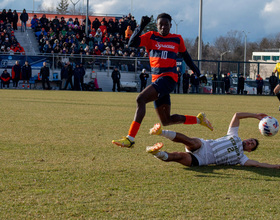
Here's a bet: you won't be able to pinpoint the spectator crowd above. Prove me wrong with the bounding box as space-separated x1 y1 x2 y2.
0 9 25 54
31 13 148 60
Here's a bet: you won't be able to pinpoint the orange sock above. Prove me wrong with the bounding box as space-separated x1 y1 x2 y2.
128 121 141 138
184 115 198 124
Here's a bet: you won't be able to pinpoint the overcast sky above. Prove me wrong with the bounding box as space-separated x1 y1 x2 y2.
2 0 280 44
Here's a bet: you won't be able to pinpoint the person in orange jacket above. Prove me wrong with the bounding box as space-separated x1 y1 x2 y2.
125 25 133 43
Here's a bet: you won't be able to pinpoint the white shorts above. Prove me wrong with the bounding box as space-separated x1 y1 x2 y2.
185 139 216 166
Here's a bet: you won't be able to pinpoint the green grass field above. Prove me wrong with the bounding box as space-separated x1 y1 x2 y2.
0 90 279 219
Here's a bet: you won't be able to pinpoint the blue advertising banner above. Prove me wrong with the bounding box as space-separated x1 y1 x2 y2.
0 55 47 69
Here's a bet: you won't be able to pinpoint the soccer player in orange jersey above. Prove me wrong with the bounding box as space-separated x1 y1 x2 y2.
112 13 213 148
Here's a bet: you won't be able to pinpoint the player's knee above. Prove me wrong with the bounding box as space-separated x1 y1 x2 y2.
186 139 202 151
136 93 146 105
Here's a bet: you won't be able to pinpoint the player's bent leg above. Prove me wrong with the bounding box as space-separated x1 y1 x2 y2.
163 152 193 166
146 143 192 166
173 133 202 152
155 104 186 126
146 146 192 167
149 124 202 151
155 105 213 130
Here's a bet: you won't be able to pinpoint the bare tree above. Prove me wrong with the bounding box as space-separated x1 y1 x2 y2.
273 33 280 48
259 37 273 50
214 31 242 55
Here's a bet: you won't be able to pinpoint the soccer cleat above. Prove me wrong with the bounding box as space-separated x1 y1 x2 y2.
197 112 214 131
149 123 162 135
146 142 164 155
112 137 135 148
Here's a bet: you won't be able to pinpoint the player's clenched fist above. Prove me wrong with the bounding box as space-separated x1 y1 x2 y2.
140 16 151 29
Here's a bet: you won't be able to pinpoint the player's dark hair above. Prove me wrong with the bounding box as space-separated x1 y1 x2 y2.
251 139 259 151
157 13 172 22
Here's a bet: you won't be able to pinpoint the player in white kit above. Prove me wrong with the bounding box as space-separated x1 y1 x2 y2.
147 112 280 169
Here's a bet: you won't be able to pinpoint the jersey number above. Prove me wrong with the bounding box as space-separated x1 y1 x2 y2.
227 147 235 153
161 51 168 59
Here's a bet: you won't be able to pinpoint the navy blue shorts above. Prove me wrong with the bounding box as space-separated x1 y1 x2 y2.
152 76 176 108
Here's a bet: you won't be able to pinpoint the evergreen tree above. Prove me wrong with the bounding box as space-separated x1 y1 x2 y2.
56 0 69 14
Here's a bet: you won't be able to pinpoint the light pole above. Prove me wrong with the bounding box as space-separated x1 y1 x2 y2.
173 19 183 34
242 31 249 76
198 0 203 64
85 0 89 36
220 50 231 74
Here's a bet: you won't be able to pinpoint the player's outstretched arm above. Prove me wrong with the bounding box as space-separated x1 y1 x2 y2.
244 159 280 169
128 16 151 48
229 112 267 128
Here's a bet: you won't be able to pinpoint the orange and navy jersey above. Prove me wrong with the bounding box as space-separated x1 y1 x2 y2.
139 31 186 82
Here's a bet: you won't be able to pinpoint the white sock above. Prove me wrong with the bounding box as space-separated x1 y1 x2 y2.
160 130 176 141
126 135 134 141
154 151 168 160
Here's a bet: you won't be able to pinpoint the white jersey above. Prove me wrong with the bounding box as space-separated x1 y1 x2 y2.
188 126 249 166
210 127 248 165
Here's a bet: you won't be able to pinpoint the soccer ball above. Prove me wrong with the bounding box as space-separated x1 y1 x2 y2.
258 116 279 137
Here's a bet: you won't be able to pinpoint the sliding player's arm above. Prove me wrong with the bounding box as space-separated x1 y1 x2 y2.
244 159 280 169
229 112 267 128
128 16 151 48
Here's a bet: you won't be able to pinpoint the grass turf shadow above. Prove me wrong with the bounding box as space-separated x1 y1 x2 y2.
185 165 280 180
